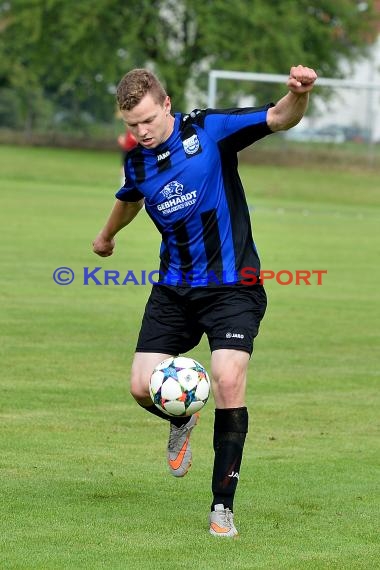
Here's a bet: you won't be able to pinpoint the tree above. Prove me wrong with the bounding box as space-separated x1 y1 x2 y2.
186 0 380 105
0 0 137 131
0 0 378 132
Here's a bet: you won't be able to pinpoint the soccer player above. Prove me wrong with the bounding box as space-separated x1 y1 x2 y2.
93 65 317 537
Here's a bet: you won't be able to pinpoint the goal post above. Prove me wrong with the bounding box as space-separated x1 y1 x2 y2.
207 69 380 147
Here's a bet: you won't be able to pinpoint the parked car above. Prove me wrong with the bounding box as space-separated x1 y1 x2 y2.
284 124 371 144
284 125 345 143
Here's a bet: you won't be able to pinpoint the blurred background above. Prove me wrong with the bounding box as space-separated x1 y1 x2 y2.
1 0 380 167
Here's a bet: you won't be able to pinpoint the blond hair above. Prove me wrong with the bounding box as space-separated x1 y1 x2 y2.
116 69 167 110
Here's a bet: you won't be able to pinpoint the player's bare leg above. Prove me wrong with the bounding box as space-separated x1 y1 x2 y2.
130 352 172 403
211 349 249 409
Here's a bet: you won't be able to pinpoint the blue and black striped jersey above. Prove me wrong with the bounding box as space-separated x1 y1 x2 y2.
116 106 273 287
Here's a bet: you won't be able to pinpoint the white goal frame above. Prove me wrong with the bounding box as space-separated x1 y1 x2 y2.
207 70 380 142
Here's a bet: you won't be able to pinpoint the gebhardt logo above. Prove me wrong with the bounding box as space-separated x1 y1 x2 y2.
160 180 183 199
158 180 197 216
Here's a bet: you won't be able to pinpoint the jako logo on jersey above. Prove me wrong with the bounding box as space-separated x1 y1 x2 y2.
225 332 245 339
157 150 170 163
182 134 200 155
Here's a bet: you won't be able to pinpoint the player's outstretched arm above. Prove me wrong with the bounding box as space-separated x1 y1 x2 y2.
92 198 144 257
267 65 317 132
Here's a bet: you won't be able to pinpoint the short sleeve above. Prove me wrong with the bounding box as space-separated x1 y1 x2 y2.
115 176 144 202
202 104 274 152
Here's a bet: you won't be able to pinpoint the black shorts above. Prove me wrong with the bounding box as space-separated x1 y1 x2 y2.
135 283 267 356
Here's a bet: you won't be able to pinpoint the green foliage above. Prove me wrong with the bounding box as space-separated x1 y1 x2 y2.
192 0 379 104
0 0 378 130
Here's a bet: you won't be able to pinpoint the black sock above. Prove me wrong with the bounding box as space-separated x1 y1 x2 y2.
211 407 248 512
137 402 190 427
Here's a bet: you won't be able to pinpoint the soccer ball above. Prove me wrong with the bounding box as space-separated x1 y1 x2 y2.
149 356 211 417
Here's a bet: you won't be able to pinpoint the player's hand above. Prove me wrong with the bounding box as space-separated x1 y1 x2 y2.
92 232 115 257
287 65 317 94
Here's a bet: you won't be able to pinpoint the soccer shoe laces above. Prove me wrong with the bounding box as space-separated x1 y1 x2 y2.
168 424 180 451
168 422 187 451
168 415 198 451
220 507 234 527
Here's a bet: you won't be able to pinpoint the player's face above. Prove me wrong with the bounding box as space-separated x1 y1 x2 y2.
121 94 174 149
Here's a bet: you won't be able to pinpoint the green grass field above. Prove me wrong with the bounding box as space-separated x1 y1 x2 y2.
1 144 379 569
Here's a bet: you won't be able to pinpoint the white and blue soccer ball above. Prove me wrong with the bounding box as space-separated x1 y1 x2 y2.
149 356 211 417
